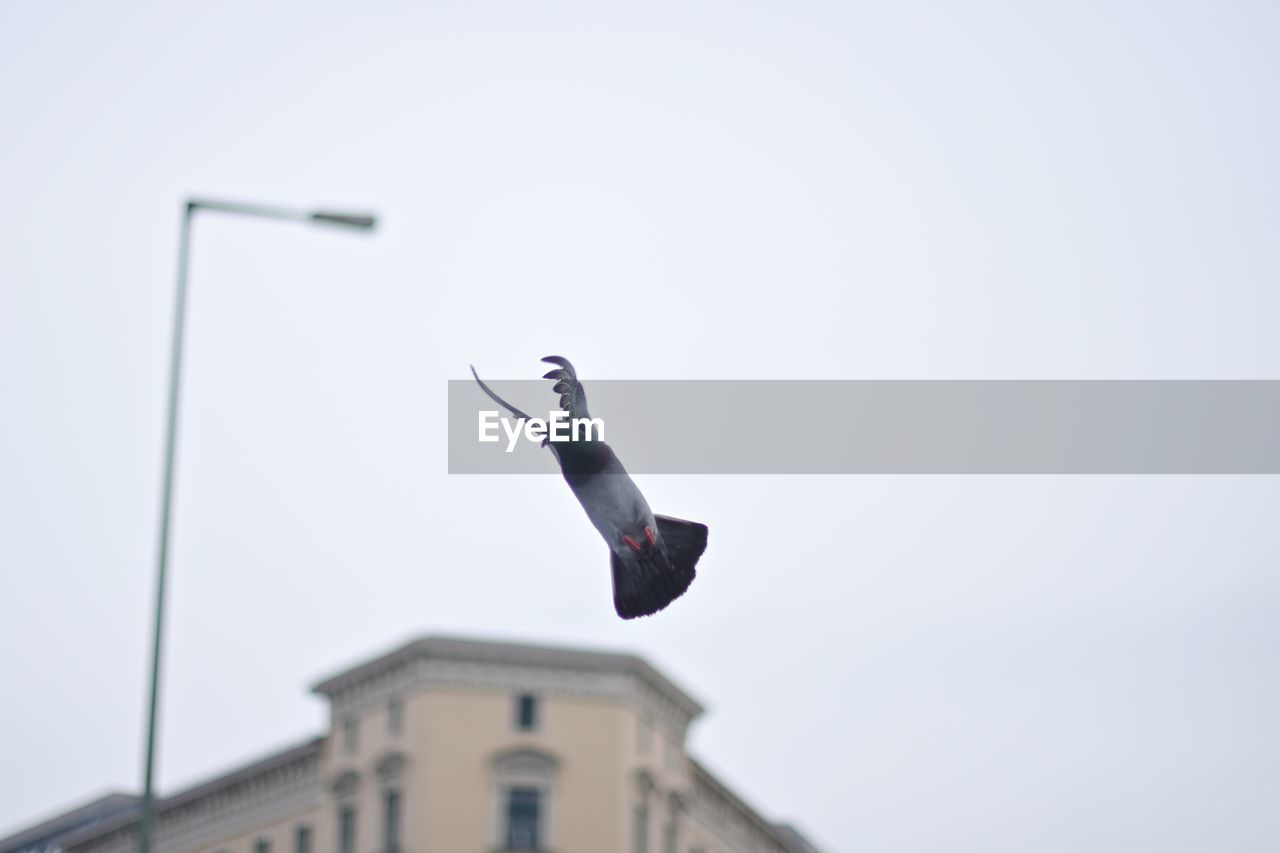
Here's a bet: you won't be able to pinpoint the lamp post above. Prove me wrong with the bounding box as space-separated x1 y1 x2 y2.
139 199 377 853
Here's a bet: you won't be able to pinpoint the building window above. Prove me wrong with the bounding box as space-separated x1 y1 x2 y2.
339 804 357 853
663 814 678 853
515 693 538 731
633 799 649 853
388 696 403 736
342 717 359 754
493 747 558 851
505 786 541 849
384 789 402 853
295 824 312 853
255 840 270 853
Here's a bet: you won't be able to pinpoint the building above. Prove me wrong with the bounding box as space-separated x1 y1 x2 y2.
3 635 824 853
0 794 141 853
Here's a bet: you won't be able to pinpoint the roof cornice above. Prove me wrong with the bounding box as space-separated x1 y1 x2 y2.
310 634 705 722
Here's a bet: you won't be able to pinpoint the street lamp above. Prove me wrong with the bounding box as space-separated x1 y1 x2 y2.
139 198 377 853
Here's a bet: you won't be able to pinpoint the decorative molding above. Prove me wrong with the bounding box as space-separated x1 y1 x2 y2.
633 769 656 796
376 751 409 784
330 769 360 800
65 739 322 853
492 747 559 777
686 760 798 853
312 637 703 739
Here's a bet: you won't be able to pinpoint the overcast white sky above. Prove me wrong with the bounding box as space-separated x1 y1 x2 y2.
2 2 1279 851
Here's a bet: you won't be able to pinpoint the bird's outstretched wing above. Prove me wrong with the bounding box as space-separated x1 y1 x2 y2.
470 365 534 421
541 355 591 420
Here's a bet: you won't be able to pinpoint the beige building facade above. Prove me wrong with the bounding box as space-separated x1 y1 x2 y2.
5 636 822 853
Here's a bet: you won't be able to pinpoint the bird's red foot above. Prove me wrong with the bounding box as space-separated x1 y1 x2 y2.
622 534 642 552
644 526 657 546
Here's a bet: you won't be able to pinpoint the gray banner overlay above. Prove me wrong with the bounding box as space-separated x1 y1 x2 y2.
448 380 1280 474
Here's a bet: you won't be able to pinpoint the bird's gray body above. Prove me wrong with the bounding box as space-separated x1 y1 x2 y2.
561 447 657 557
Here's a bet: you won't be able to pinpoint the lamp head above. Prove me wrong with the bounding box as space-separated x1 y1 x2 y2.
310 211 378 230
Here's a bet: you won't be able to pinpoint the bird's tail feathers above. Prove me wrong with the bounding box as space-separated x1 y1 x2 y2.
655 515 709 570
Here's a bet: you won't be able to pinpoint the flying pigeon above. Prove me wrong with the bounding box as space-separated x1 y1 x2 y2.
470 356 708 619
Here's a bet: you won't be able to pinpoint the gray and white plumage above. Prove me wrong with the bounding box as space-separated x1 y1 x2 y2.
471 356 708 619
